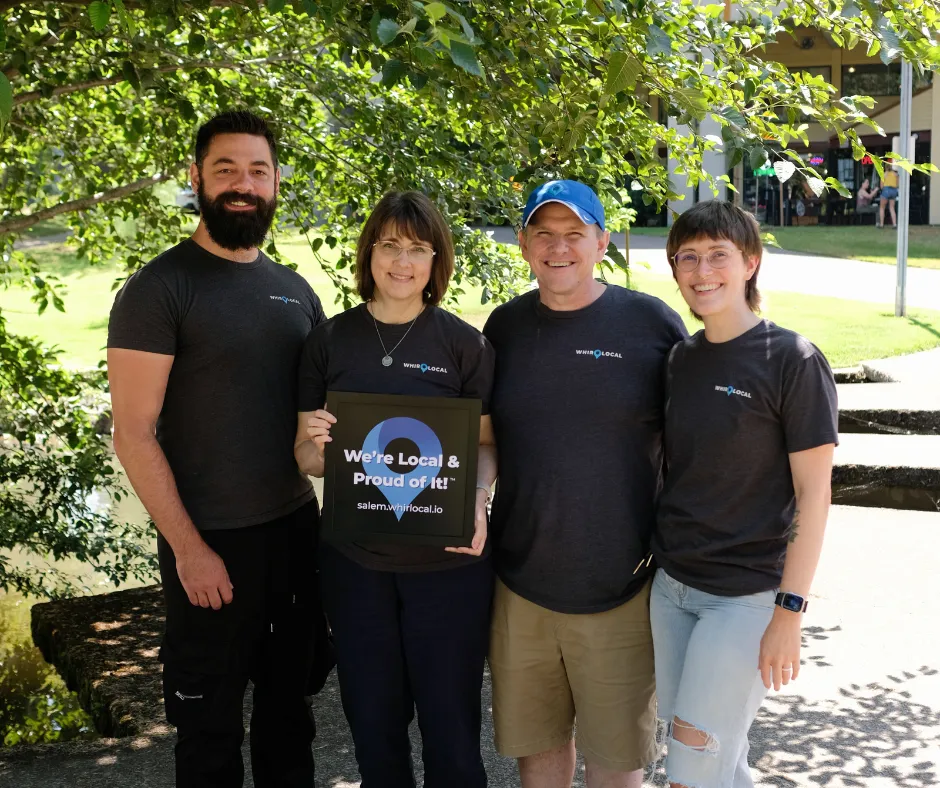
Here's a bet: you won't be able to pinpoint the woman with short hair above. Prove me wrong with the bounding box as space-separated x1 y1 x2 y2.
651 201 838 788
294 191 495 788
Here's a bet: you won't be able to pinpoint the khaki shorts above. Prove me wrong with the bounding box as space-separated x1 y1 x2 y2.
489 578 658 771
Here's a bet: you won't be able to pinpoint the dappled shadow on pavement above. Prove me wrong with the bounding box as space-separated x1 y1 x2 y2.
750 666 940 787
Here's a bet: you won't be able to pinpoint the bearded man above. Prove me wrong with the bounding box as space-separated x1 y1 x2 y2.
107 111 325 788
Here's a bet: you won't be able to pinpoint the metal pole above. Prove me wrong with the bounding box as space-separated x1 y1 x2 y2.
895 59 912 317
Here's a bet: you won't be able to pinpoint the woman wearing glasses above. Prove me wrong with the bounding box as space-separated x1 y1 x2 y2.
650 201 838 788
293 191 494 787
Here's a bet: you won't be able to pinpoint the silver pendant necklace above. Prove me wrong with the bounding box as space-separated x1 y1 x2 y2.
368 302 423 367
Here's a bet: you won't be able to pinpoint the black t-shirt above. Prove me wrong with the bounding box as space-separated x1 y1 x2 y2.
652 320 839 596
107 239 324 530
298 303 495 572
483 285 688 614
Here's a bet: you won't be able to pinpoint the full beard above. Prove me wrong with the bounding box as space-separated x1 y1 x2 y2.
197 183 277 251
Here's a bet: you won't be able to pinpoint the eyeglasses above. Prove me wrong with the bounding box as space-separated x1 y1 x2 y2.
672 249 736 272
372 241 436 264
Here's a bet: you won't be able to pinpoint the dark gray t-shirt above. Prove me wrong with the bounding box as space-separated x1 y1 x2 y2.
298 303 495 572
652 320 839 596
484 285 688 614
108 239 324 530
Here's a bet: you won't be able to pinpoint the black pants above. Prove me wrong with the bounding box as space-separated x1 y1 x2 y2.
319 543 494 788
159 501 324 788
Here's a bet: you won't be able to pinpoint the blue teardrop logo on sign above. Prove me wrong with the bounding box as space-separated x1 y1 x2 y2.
727 385 734 396
361 417 443 520
420 364 428 373
593 349 602 359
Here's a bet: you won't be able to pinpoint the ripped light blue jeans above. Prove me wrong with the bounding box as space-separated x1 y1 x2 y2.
650 568 775 788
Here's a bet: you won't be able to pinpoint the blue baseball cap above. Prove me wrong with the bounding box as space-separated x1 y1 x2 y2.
522 180 605 231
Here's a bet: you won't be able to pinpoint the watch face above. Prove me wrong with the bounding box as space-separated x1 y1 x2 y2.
781 594 804 612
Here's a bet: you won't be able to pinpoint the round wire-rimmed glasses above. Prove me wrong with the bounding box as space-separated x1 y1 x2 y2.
671 249 736 273
372 241 436 263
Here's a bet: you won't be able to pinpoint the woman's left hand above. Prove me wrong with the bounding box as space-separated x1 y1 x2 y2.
758 610 802 691
445 487 488 556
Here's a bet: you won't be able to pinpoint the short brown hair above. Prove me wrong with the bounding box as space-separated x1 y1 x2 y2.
195 111 278 168
666 201 762 317
355 191 455 306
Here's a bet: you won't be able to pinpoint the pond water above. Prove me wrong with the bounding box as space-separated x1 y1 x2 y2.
0 589 97 745
0 469 152 746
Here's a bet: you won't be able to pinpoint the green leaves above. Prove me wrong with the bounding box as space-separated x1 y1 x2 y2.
88 1 112 32
121 60 140 92
449 41 484 77
646 24 671 57
188 32 206 56
605 51 641 95
875 16 901 64
113 0 136 37
382 58 408 86
672 87 708 121
424 2 448 23
0 73 12 135
377 18 401 45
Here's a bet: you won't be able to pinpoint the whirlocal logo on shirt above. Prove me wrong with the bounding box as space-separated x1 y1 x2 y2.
575 349 623 359
716 384 752 399
269 295 301 305
403 362 449 374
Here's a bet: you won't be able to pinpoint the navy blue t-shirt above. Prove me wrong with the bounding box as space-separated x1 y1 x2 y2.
484 285 688 613
653 320 839 596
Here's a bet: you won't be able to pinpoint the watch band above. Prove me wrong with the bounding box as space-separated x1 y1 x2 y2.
476 484 491 504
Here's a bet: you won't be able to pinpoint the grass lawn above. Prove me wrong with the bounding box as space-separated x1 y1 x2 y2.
2 237 940 370
631 224 940 270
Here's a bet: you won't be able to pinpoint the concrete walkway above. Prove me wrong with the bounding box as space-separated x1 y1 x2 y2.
1 505 938 787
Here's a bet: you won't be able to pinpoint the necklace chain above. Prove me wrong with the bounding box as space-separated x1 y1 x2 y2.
368 303 422 366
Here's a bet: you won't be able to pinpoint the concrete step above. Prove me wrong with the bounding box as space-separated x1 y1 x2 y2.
832 433 940 511
861 347 940 385
837 382 940 435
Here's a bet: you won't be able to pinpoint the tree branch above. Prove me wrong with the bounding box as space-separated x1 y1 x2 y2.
0 173 176 236
13 52 303 106
1 0 249 12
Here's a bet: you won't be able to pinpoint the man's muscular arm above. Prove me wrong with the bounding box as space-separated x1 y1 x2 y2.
108 348 233 609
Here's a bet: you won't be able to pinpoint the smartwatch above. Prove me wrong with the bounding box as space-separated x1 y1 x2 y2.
775 592 808 613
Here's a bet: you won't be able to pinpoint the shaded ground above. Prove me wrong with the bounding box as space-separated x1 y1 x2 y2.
0 505 937 787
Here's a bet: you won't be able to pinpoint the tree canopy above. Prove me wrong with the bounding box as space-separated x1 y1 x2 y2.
1 0 938 595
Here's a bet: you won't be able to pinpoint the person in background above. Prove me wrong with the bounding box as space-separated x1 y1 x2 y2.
855 178 879 219
879 165 899 227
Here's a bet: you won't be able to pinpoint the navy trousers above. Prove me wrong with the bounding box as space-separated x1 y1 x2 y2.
319 544 494 788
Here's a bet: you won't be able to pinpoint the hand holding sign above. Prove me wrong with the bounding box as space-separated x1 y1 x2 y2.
323 392 481 547
444 487 488 556
306 409 337 458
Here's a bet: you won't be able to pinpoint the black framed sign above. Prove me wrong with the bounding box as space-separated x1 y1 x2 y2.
322 391 481 546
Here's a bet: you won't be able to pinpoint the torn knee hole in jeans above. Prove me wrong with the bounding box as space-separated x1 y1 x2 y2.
666 715 719 755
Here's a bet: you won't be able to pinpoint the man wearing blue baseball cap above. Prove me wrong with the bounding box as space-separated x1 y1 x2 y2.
481 181 687 787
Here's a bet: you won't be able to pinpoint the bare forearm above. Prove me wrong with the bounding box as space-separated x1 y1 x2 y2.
295 439 325 477
779 490 830 597
113 430 204 555
477 443 497 490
